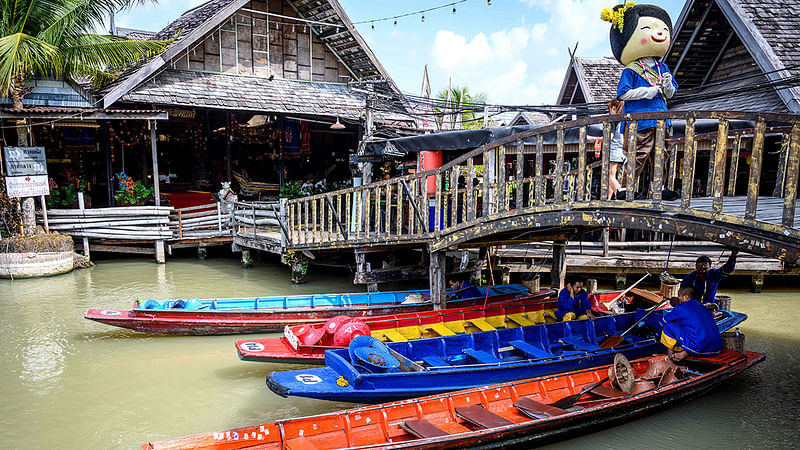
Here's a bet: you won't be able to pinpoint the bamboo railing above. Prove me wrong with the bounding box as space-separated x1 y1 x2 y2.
283 111 800 264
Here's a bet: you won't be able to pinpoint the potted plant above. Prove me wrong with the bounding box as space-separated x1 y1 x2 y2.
114 173 154 206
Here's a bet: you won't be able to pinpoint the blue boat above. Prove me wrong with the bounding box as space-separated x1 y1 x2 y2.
266 309 747 403
85 284 540 335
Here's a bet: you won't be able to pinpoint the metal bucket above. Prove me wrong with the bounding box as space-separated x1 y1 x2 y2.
721 330 745 353
717 295 732 311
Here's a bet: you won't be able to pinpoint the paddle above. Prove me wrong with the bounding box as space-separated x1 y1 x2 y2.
550 376 610 409
598 298 669 349
600 272 651 312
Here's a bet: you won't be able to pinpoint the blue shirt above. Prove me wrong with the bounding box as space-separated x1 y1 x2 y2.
680 257 736 303
617 60 678 132
555 288 590 321
658 299 722 356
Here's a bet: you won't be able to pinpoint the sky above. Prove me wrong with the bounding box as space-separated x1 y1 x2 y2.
114 0 687 105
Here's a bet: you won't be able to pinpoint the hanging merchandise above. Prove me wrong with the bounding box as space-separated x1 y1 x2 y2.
284 120 301 156
300 121 311 153
109 122 147 147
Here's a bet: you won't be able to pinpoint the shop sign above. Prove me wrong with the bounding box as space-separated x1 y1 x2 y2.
3 146 49 197
5 175 49 197
3 146 48 176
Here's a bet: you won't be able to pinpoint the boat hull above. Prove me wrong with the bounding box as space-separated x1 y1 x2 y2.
85 285 540 335
143 350 764 450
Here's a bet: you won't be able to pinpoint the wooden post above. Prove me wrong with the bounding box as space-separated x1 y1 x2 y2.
750 273 764 293
77 192 89 259
586 278 598 294
149 119 165 263
615 272 627 290
39 195 49 233
154 240 166 264
602 228 610 257
551 240 567 290
429 249 447 310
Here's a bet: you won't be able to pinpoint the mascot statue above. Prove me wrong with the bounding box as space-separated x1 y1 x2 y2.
602 1 677 194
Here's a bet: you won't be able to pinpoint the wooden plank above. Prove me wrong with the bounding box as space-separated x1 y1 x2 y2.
451 165 460 226
600 122 611 200
782 124 800 227
727 135 742 196
667 142 678 191
435 173 442 232
396 180 403 236
364 188 371 237
535 135 545 206
577 127 587 202
497 145 507 212
482 150 490 217
652 120 665 202
712 120 729 215
466 158 475 221
625 121 638 201
311 197 318 243
681 116 697 209
774 133 790 197
385 183 392 235
745 118 766 220
555 129 565 204
515 141 524 208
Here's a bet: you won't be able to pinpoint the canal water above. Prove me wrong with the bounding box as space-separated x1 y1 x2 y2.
0 256 797 449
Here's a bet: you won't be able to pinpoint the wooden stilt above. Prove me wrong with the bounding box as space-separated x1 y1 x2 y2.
551 240 567 290
429 249 447 310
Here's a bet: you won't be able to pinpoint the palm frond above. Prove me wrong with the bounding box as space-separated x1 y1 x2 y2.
0 32 61 96
63 34 171 73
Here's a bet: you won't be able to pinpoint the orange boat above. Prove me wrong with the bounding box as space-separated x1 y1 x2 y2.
143 349 764 449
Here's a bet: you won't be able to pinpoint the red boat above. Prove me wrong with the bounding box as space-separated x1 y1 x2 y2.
235 289 655 364
143 349 764 449
84 285 550 336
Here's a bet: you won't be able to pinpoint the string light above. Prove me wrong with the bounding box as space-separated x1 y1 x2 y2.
421 15 425 22
352 0 467 25
371 23 375 30
488 0 492 4
393 20 397 26
453 7 456 13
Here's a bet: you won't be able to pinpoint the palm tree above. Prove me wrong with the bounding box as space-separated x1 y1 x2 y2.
0 0 172 234
436 85 488 130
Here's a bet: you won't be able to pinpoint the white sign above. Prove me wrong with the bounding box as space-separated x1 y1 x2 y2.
5 175 50 197
3 146 47 176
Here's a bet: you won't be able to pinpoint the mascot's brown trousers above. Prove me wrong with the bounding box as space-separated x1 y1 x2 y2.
622 128 669 195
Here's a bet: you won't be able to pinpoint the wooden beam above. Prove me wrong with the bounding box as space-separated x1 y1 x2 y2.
673 0 716 75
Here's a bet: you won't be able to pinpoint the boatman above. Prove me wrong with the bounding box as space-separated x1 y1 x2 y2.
658 286 722 362
447 279 481 300
556 277 595 321
680 249 738 303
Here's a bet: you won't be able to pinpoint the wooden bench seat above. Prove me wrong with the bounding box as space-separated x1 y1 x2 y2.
462 349 501 364
455 405 514 429
508 340 553 359
399 419 449 438
422 356 450 368
559 336 602 351
513 397 569 420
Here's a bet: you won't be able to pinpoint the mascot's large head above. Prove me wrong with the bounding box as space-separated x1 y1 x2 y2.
602 2 672 66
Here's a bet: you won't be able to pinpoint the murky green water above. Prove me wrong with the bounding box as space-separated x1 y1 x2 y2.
0 257 797 449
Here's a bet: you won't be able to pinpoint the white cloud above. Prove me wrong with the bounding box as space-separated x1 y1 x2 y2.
428 0 614 104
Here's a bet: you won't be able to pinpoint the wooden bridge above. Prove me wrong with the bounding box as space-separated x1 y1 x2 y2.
279 111 800 305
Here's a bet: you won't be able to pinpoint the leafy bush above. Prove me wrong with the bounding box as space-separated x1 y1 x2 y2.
47 184 79 208
114 178 154 206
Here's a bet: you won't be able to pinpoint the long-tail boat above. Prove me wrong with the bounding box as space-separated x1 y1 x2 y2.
143 349 764 449
266 309 747 403
84 284 545 335
235 289 656 364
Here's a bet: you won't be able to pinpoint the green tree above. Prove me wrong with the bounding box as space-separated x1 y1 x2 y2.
0 0 172 234
436 85 488 130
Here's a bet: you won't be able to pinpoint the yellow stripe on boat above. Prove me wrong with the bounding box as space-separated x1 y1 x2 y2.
443 319 466 334
506 313 536 327
424 323 456 336
397 325 422 340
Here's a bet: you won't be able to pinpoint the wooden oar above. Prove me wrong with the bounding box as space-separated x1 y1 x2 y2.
599 298 669 349
600 272 651 311
550 376 611 409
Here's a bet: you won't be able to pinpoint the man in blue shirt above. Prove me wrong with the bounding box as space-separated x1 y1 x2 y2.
556 277 595 321
658 286 722 362
680 249 738 304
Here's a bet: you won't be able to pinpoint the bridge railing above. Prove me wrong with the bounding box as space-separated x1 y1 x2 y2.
286 111 800 250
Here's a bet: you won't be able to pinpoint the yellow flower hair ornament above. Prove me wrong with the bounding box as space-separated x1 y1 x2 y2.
601 1 635 32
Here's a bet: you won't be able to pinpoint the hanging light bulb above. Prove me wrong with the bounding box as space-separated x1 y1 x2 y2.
393 20 397 26
303 25 307 33
292 24 295 32
421 15 425 22
453 7 456 13
487 0 492 5
371 23 374 30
